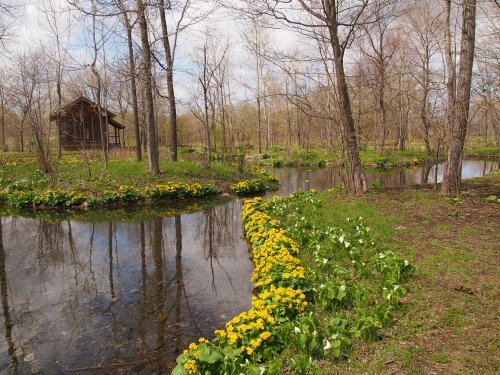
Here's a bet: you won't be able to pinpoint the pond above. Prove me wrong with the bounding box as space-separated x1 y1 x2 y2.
269 159 499 196
0 159 497 374
0 201 252 374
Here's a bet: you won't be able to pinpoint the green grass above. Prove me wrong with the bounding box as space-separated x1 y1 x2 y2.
463 146 500 157
360 149 435 166
0 153 256 198
263 174 499 374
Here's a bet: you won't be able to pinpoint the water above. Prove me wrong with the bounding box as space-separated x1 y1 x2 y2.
0 201 252 374
0 159 497 374
269 159 499 195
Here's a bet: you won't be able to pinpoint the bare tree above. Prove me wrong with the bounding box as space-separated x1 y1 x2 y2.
359 0 399 153
242 17 270 154
157 0 182 161
115 0 142 161
38 0 73 158
442 0 478 195
0 3 16 49
11 52 57 179
191 31 229 166
405 0 442 155
249 0 369 194
136 0 160 174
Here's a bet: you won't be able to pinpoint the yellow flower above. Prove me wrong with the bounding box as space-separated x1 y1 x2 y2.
260 331 272 340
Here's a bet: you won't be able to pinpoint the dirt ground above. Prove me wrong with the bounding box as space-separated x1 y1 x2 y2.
351 178 499 374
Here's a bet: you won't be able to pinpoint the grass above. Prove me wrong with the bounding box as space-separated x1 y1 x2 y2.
359 149 435 166
0 152 256 198
266 173 499 374
463 146 500 157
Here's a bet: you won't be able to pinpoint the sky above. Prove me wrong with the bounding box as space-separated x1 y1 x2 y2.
1 0 310 111
2 1 497 113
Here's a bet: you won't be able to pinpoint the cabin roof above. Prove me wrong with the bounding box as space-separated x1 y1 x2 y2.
50 96 125 129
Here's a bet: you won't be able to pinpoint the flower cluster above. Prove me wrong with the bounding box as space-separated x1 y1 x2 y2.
250 167 279 184
229 179 266 196
2 181 218 211
146 181 217 200
4 189 86 209
174 196 310 374
33 189 86 207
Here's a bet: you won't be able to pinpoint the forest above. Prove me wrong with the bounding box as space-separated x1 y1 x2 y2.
0 0 498 196
0 2 499 375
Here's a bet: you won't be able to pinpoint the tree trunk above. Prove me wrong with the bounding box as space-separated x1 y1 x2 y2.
0 85 5 152
91 10 108 169
159 0 178 161
117 0 141 161
441 0 477 196
136 0 160 174
421 58 432 155
444 0 457 139
326 2 366 195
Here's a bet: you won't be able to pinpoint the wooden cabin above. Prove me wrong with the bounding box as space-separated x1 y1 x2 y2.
50 97 125 151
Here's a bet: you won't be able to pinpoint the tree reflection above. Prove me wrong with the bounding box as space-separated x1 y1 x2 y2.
421 165 431 184
108 222 116 305
174 215 183 354
151 217 166 371
0 218 19 375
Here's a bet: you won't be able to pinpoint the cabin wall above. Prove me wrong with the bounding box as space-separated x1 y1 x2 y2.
58 113 103 150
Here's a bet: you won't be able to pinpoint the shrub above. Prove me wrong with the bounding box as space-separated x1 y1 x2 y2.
118 185 143 202
146 182 190 199
376 157 389 168
188 183 218 197
7 191 34 209
250 167 279 184
146 182 218 200
229 179 266 196
34 189 86 207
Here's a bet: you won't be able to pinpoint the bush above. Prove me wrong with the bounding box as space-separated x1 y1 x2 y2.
188 183 218 197
146 181 218 200
34 189 86 207
250 167 279 184
7 191 34 209
229 179 266 196
118 185 143 202
146 182 190 199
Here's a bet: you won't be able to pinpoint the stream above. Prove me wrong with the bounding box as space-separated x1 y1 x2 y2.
0 159 497 374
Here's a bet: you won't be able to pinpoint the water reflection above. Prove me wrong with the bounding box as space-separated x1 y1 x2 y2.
269 159 499 195
0 201 252 374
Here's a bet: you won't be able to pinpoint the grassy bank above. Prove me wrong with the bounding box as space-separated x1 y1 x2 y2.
0 152 281 211
0 156 250 195
252 145 499 168
268 173 499 374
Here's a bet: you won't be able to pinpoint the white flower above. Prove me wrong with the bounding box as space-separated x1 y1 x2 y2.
323 339 332 350
294 326 301 334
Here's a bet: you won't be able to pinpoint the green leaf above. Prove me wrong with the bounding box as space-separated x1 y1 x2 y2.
198 345 224 364
171 364 184 375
